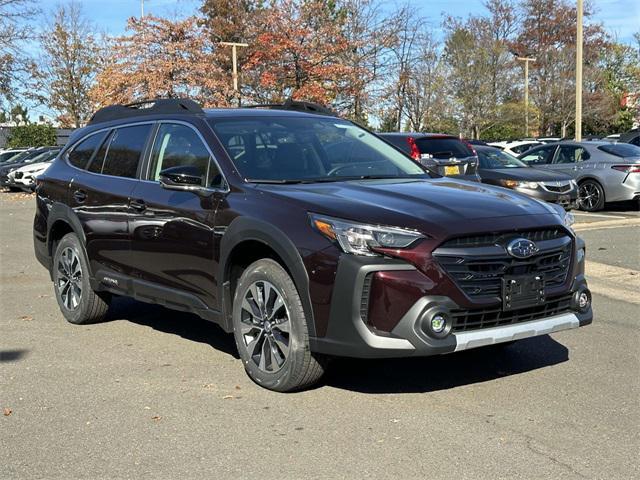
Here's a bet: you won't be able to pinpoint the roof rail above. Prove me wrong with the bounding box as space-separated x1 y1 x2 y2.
88 98 204 125
242 98 337 117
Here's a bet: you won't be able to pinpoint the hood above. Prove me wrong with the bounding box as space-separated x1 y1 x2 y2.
257 178 565 238
16 161 52 173
478 167 573 182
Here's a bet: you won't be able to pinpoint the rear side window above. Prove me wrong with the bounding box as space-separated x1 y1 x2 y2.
99 124 152 178
68 133 107 169
598 143 640 157
415 137 473 159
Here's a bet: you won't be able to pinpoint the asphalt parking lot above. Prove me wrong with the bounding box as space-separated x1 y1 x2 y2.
1 193 638 479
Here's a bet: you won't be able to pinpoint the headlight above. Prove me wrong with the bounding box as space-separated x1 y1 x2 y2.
499 180 539 189
309 213 425 256
563 211 575 231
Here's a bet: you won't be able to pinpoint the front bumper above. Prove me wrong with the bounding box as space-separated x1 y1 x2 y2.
514 185 578 209
310 249 592 359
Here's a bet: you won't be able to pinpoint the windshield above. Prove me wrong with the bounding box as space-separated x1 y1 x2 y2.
477 147 527 169
208 116 427 182
0 151 23 163
598 143 640 158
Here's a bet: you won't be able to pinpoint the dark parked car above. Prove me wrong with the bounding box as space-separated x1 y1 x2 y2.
518 141 640 211
34 99 592 392
619 129 640 147
476 145 577 209
379 132 479 181
0 146 59 190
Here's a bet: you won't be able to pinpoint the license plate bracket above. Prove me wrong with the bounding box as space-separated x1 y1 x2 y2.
444 165 460 176
502 275 545 311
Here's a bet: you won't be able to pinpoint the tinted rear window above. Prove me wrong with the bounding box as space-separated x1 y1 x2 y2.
415 137 473 158
68 133 107 169
598 143 640 157
100 125 152 178
381 136 411 154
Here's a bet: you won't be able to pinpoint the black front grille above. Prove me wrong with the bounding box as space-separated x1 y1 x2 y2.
544 184 570 193
14 172 23 179
434 231 572 300
440 228 564 248
451 294 573 332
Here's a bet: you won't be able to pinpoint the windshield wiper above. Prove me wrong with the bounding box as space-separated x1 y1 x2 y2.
246 178 307 184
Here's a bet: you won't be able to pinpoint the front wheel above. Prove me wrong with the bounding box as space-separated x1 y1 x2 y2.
578 180 605 212
232 259 327 392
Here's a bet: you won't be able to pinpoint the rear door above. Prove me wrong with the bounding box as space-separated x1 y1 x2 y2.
128 122 225 311
69 123 153 281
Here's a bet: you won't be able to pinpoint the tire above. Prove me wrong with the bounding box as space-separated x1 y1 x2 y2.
578 179 605 212
232 259 327 392
53 233 111 325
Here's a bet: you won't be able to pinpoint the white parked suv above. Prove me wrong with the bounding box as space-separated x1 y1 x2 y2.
7 149 60 191
489 140 543 157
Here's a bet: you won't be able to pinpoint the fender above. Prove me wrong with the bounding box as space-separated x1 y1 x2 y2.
219 216 316 336
46 202 90 277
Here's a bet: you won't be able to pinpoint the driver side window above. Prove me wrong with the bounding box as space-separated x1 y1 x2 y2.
520 147 555 165
149 123 222 188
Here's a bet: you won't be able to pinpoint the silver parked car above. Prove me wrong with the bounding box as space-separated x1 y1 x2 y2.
517 141 640 211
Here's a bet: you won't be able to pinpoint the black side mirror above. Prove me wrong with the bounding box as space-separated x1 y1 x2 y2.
159 166 204 191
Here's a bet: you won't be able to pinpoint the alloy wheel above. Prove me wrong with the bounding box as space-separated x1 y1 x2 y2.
239 280 291 373
56 247 83 310
578 182 600 210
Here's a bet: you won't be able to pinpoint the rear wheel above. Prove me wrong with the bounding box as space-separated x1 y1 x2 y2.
578 179 605 212
232 259 327 392
53 233 111 324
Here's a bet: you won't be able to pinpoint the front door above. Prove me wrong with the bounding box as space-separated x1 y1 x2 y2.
128 122 226 311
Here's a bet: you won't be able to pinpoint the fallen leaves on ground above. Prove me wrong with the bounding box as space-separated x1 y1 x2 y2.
18 315 33 321
3 408 12 416
151 415 161 421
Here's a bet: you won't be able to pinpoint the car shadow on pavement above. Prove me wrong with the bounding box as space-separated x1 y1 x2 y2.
0 349 29 363
324 335 569 394
106 297 240 359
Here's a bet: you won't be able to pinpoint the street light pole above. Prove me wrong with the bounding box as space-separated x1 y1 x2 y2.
575 0 583 141
517 56 536 137
141 0 144 18
219 41 249 106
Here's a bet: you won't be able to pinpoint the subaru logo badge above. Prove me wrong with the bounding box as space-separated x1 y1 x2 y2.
507 238 539 259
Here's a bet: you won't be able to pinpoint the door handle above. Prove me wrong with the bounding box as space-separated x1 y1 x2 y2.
130 199 147 212
73 189 87 203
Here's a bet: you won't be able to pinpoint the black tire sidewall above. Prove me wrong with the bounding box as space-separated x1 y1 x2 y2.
53 233 94 324
579 180 605 212
232 259 310 391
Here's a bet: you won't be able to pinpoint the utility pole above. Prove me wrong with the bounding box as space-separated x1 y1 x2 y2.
575 0 583 141
517 56 536 137
219 41 249 106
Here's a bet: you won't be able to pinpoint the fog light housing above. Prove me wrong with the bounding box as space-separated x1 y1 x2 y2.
572 288 592 313
420 308 452 339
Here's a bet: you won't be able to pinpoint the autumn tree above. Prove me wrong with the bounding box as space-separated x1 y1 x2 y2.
245 0 357 105
443 0 518 138
27 2 103 128
200 0 263 104
0 0 38 110
91 15 230 108
513 0 609 136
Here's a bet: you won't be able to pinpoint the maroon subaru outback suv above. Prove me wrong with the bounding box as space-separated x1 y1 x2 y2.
33 99 592 391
